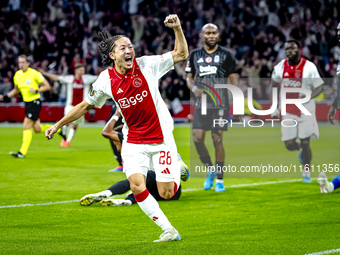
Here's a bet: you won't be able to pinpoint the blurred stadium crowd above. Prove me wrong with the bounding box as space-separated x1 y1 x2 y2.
0 0 339 105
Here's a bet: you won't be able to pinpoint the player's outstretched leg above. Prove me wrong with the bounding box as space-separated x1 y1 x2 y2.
100 199 132 206
129 173 180 242
79 190 112 206
318 172 340 193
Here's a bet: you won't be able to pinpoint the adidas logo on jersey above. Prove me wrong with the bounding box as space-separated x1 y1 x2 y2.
117 88 124 94
284 72 289 76
197 58 204 63
161 168 171 174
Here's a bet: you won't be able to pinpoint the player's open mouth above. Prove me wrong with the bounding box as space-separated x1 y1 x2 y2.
125 57 133 65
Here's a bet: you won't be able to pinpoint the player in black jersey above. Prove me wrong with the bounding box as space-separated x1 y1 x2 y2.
185 23 238 192
186 23 239 192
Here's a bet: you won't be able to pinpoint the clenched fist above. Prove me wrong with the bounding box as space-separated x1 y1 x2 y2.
45 126 58 140
164 14 181 29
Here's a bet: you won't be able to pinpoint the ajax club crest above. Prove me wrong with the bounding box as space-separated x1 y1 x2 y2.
133 78 143 88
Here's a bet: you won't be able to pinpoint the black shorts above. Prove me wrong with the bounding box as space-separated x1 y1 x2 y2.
193 108 229 133
25 99 42 121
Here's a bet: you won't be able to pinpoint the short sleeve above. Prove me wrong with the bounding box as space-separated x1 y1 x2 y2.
58 75 74 84
85 71 110 108
82 75 98 85
35 70 45 83
137 52 174 79
308 62 324 89
271 64 283 83
185 52 195 75
224 52 236 77
13 72 18 86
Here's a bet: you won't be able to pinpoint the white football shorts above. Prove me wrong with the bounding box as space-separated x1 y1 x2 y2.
121 135 180 183
281 112 319 141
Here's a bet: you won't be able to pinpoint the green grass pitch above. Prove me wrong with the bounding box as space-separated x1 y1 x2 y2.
0 123 339 255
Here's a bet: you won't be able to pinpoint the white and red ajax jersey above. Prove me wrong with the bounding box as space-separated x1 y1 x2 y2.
59 75 98 106
271 58 323 116
86 52 175 144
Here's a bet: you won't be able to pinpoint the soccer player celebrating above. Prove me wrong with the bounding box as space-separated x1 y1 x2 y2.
271 40 324 182
40 63 98 147
0 55 65 158
45 14 189 242
185 23 238 192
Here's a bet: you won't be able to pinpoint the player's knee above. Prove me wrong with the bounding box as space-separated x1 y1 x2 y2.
193 134 204 144
130 182 145 195
160 189 174 200
33 127 41 133
212 134 222 145
285 141 296 151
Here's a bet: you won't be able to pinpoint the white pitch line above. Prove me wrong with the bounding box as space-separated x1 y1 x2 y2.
0 200 79 208
305 248 340 255
182 178 302 192
0 179 304 209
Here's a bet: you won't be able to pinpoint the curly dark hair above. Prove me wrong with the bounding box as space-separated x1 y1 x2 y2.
98 31 129 67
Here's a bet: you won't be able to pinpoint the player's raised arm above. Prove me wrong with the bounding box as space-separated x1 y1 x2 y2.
39 69 60 81
45 100 93 139
164 15 189 65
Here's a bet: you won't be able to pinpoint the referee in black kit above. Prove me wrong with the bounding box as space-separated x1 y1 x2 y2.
185 23 239 192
